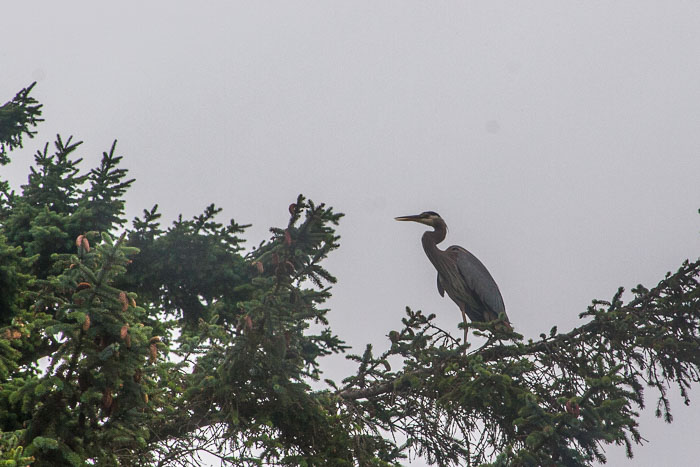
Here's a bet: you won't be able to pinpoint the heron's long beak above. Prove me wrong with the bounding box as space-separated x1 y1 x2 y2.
395 214 424 223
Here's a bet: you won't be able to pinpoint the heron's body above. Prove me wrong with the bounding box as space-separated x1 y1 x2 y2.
396 211 509 342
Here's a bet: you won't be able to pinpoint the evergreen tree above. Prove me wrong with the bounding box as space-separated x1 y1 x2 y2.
1 84 699 466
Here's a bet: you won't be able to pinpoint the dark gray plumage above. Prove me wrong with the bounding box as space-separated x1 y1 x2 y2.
396 211 509 343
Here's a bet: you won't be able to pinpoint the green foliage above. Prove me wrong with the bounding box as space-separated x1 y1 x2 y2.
1 134 134 282
0 234 30 326
0 82 43 166
0 431 34 465
1 84 699 466
120 203 249 326
338 261 700 466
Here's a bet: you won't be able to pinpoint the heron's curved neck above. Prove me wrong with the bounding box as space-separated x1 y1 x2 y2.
421 224 447 265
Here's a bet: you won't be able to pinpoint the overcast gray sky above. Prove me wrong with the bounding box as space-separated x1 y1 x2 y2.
3 2 700 465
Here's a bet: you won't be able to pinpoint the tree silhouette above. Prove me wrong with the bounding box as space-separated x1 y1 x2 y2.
1 84 698 466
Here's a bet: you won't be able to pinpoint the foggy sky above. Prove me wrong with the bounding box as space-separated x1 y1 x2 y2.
2 2 700 465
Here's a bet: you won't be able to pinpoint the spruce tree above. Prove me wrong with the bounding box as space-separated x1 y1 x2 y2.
1 84 699 466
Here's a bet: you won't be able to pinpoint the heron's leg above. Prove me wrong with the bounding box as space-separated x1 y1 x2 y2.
460 306 469 346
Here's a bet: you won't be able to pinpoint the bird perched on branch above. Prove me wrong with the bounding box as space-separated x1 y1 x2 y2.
396 211 510 344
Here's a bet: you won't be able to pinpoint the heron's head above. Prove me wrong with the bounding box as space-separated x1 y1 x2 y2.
395 211 444 227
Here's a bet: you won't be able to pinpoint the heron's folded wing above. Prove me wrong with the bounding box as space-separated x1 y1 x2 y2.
448 245 507 321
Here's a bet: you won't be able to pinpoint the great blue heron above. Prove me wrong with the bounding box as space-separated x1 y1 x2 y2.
396 211 510 344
